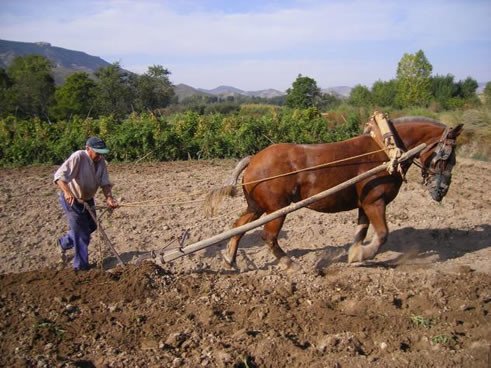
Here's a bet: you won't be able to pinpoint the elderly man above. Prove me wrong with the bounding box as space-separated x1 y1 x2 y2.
54 136 118 271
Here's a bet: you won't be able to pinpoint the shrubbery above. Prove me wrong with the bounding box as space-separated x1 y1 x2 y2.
3 103 489 166
0 107 363 166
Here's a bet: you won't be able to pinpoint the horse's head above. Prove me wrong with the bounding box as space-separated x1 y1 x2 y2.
418 124 464 202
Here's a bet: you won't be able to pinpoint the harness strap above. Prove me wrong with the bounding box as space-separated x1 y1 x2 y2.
368 111 406 176
416 126 455 177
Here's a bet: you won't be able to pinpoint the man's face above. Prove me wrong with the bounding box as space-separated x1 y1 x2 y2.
86 147 103 162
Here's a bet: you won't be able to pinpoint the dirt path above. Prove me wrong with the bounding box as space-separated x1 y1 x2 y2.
0 158 490 367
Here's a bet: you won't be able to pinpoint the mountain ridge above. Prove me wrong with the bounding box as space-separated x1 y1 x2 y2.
0 39 111 84
198 85 286 99
0 39 355 98
1 39 486 99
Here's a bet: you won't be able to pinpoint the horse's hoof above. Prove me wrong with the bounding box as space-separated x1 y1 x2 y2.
222 260 238 271
286 260 302 273
222 252 237 269
278 256 293 271
348 261 364 267
348 245 363 263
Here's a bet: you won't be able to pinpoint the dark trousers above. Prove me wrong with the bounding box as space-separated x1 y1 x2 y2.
58 194 97 270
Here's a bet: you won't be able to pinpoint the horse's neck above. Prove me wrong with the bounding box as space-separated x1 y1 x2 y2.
396 123 444 150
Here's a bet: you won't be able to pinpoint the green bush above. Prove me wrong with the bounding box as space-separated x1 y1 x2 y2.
4 104 485 165
0 107 379 166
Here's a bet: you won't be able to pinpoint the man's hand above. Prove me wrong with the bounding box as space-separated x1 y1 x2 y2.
56 180 76 206
106 196 119 209
102 184 118 209
64 191 76 206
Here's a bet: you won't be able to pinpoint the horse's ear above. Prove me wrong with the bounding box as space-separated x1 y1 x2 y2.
449 124 464 138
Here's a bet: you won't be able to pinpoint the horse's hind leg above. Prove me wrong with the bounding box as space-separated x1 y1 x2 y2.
262 215 292 269
223 209 262 267
348 201 388 263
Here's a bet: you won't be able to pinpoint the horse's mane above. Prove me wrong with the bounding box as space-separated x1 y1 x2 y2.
391 116 445 127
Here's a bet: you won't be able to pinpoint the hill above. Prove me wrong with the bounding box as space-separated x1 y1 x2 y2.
173 84 285 102
0 39 355 99
174 83 213 100
199 85 285 99
322 86 352 98
0 39 111 84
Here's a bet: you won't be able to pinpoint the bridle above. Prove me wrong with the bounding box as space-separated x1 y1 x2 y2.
412 126 457 186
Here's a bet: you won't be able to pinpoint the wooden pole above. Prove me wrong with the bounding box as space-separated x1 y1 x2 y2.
160 143 427 263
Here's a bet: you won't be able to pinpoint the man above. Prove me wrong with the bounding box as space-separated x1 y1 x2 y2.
54 136 118 271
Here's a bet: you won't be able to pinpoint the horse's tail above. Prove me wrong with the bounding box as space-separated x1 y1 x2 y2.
203 156 251 217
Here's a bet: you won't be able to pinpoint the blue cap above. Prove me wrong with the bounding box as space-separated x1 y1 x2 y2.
86 136 109 154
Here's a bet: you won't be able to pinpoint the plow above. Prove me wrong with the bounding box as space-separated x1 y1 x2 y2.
94 142 428 269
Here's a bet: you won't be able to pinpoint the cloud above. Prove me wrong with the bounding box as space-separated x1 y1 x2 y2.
1 0 489 89
2 0 489 55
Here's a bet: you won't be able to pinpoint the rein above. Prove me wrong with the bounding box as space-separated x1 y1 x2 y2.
238 148 386 188
110 148 388 209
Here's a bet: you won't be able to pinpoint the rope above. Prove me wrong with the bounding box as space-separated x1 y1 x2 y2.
111 148 386 209
118 198 205 208
238 148 386 187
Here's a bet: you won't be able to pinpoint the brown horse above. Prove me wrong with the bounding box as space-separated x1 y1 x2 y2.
207 117 463 268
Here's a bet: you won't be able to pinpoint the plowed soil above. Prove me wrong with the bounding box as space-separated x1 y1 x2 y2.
0 158 490 367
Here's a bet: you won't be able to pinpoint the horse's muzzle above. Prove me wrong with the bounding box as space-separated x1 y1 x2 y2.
429 173 451 202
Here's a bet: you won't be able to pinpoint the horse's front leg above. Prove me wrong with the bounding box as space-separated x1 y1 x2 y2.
354 207 370 243
348 201 388 263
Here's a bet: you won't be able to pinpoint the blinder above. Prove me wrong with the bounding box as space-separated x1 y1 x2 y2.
421 127 458 201
429 127 456 167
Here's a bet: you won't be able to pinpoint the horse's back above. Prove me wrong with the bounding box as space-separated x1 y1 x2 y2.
245 136 379 180
246 143 308 176
240 137 387 213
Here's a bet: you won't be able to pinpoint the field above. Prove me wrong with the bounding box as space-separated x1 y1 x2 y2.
0 157 490 367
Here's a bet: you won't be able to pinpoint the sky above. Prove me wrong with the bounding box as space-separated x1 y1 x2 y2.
1 0 490 92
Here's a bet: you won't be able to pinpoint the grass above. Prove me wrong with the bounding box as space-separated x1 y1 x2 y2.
431 334 452 345
410 315 433 329
33 319 66 338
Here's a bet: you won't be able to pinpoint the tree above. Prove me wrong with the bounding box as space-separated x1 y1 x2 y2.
52 72 97 120
7 55 55 119
431 74 458 109
134 65 175 111
0 68 12 116
483 82 491 108
456 77 478 99
371 79 397 107
94 62 134 118
317 93 342 111
286 74 321 108
348 84 372 107
395 50 433 108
